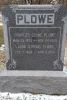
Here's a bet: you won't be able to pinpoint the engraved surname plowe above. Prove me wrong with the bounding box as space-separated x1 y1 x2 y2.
16 14 54 25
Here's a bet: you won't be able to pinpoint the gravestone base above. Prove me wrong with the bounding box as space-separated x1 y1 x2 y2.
0 68 67 95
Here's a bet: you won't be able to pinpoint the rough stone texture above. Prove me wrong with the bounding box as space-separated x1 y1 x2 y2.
2 5 67 71
0 75 67 95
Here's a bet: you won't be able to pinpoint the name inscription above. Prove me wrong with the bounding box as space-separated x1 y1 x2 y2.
16 14 54 25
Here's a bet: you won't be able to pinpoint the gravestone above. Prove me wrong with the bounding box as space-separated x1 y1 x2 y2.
2 5 67 71
1 5 67 95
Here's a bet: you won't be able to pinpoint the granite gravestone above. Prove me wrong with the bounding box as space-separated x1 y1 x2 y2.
2 5 67 71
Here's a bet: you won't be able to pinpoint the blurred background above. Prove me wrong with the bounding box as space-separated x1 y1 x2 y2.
0 0 67 70
0 0 67 5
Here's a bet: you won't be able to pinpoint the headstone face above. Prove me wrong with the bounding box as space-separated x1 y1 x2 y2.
2 5 67 71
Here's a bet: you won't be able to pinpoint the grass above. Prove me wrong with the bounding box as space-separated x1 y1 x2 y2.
0 26 4 46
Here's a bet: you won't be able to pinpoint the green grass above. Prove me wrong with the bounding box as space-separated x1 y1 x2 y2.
0 26 4 46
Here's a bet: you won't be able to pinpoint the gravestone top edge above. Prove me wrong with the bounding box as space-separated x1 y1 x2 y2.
0 69 67 77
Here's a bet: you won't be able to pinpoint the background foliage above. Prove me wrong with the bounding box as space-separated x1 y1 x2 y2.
0 0 67 5
0 26 4 46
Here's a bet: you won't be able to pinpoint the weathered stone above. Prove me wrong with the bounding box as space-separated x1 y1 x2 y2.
2 5 67 71
0 71 67 94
